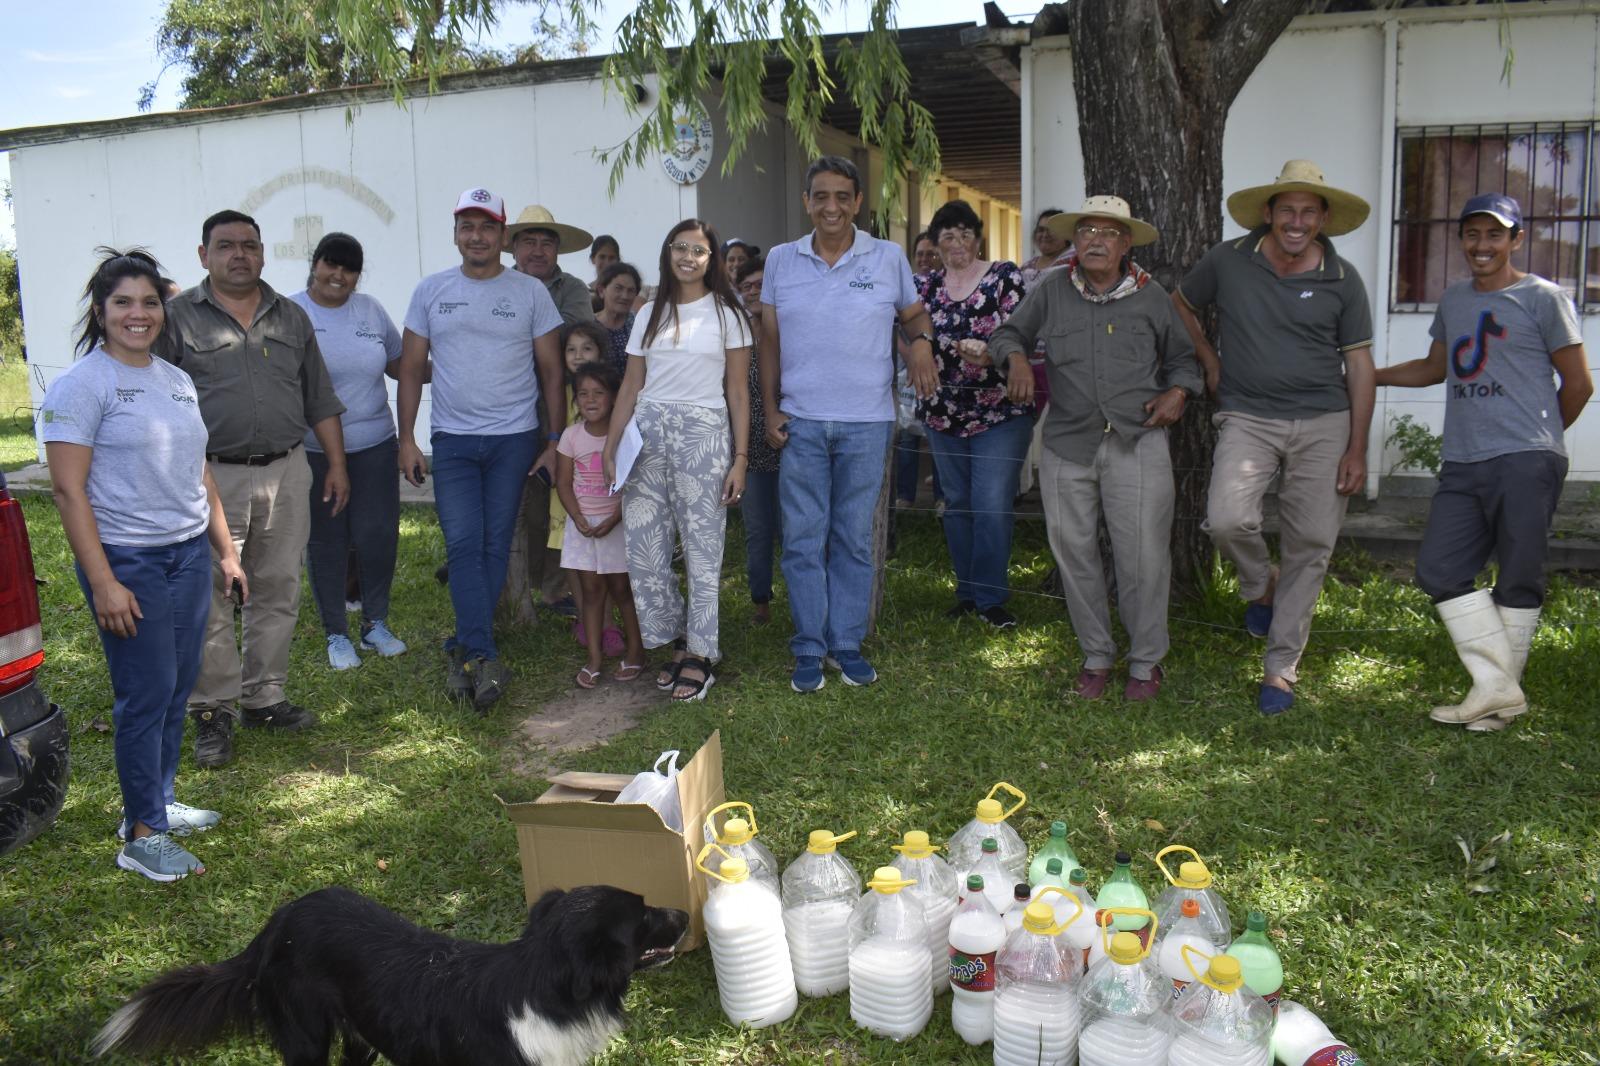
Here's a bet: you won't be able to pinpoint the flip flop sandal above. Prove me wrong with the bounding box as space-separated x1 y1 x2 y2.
575 665 602 689
672 657 716 702
614 661 645 682
655 659 684 691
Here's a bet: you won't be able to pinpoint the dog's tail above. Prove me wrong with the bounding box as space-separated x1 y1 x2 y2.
91 936 263 1057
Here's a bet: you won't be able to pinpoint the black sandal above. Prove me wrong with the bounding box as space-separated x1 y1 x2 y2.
672 657 716 702
655 658 684 691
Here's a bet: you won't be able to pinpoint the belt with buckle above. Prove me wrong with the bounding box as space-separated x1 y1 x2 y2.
208 443 300 466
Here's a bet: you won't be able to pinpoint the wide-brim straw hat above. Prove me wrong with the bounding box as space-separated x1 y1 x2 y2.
1047 195 1159 247
1226 159 1370 237
503 205 593 254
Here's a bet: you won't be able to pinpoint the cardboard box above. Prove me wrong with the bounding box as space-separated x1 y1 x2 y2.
505 731 725 951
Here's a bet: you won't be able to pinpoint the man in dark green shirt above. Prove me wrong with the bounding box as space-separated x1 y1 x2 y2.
1173 160 1376 716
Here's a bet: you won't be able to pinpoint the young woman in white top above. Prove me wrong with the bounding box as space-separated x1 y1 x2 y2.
604 220 752 701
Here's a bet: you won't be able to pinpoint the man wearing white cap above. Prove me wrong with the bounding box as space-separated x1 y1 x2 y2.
1172 160 1376 715
396 188 566 708
990 196 1200 702
505 205 596 324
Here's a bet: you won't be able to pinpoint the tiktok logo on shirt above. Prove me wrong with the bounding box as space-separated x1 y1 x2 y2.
1450 309 1507 398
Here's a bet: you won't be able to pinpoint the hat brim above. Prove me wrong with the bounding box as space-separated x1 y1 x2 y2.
1226 181 1370 237
503 221 594 255
1047 211 1159 247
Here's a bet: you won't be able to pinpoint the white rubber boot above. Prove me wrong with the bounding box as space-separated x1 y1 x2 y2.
1465 605 1540 733
1429 590 1527 726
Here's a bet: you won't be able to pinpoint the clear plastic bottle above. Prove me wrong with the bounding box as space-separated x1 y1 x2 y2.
992 897 1086 1066
1229 911 1284 1019
1163 952 1274 1066
1273 1000 1368 1065
967 838 1017 915
1077 917 1170 1066
1097 851 1151 942
948 874 1007 1045
781 828 862 997
702 801 780 889
890 830 960 998
1157 899 1216 997
1059 867 1099 967
695 843 798 1028
848 866 933 1041
1152 845 1232 951
946 782 1029 883
1028 819 1082 888
1002 883 1034 934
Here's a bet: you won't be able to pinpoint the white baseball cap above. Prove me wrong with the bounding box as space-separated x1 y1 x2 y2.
453 187 506 223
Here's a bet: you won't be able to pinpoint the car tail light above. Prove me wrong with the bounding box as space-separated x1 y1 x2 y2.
0 489 44 697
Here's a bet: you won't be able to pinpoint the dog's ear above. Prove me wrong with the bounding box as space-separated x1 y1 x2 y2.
523 889 566 936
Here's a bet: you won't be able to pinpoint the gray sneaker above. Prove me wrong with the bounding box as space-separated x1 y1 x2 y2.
117 832 205 882
469 657 511 711
445 646 473 701
116 801 221 841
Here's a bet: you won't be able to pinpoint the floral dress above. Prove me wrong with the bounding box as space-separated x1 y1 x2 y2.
916 261 1032 437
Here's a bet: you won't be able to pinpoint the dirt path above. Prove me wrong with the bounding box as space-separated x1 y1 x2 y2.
510 675 670 777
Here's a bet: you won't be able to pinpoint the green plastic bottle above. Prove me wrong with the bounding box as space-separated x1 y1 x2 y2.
1229 909 1284 1017
1096 851 1151 940
1027 820 1081 887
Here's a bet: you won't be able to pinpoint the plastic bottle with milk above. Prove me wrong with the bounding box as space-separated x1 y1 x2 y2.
1273 1000 1368 1065
1059 868 1099 967
991 892 1086 1066
1097 851 1151 943
1002 883 1033 934
848 866 933 1041
702 801 780 889
1229 911 1284 1018
1163 951 1273 1066
948 874 1006 1045
781 829 861 997
1077 912 1170 1066
1152 845 1232 951
1028 819 1081 888
889 830 959 998
947 782 1029 883
1157 899 1216 997
967 838 1017 915
695 843 797 1028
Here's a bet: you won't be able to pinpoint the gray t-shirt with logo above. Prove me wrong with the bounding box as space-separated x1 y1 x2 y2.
1428 274 1582 463
289 290 402 453
403 267 563 437
40 350 210 547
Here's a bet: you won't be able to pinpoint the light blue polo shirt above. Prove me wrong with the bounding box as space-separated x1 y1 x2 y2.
761 228 920 422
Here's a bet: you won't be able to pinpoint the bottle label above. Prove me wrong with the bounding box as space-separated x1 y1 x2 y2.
1305 1045 1365 1066
1260 987 1282 1017
948 947 997 993
1170 977 1190 999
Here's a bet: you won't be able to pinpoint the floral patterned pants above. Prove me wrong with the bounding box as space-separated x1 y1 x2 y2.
623 399 730 661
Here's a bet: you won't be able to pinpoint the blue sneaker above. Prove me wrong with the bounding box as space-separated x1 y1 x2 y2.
826 650 878 687
1244 602 1273 639
326 634 360 670
791 656 825 693
116 832 205 882
360 620 408 657
116 801 221 841
1258 684 1295 716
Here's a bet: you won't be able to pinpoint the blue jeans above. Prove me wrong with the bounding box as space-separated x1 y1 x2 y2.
75 534 211 835
742 469 782 604
431 429 539 660
927 414 1033 609
778 418 893 658
307 439 399 635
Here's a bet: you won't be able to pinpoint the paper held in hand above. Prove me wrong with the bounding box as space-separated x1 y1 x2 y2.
610 419 644 495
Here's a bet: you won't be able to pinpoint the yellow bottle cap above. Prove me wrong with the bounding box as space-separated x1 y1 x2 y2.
1207 954 1244 991
893 831 939 859
720 857 751 882
1108 931 1144 964
1177 860 1212 889
806 829 857 854
719 817 755 845
975 798 1004 823
867 866 916 893
1021 900 1060 934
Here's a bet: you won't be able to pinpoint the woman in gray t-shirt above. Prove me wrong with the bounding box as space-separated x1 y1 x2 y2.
42 249 247 882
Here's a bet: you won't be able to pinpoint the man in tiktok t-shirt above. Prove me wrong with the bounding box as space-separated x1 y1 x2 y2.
1377 193 1593 731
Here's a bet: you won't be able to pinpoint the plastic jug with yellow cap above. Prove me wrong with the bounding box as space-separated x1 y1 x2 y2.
695 842 797 1028
780 829 861 997
702 801 780 889
1163 949 1273 1066
946 782 1029 883
1076 909 1170 1066
991 889 1086 1066
848 866 933 1041
889 830 960 997
1152 845 1232 950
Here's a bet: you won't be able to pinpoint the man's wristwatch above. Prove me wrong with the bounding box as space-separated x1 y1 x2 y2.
911 331 935 347
546 432 561 442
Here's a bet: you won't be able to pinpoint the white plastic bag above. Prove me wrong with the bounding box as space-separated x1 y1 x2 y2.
613 750 683 831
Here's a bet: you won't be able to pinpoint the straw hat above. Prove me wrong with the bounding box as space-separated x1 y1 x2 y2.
503 205 594 254
1047 195 1159 247
1225 159 1370 237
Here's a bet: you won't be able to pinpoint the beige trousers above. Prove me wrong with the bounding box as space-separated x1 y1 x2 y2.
1040 431 1174 681
189 449 312 713
1203 409 1350 683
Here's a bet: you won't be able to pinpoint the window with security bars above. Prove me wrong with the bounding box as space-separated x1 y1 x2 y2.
1392 123 1599 311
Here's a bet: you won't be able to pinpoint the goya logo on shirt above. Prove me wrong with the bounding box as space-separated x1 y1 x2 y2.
848 264 876 291
171 392 196 405
1450 309 1507 398
491 297 518 320
355 322 384 341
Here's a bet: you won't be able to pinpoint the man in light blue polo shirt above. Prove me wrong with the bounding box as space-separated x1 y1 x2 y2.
757 155 938 692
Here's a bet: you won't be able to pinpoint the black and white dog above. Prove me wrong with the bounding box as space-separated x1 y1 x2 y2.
93 884 689 1066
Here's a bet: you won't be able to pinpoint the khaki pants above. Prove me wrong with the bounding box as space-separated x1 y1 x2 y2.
1040 431 1173 681
189 449 312 713
1203 409 1349 683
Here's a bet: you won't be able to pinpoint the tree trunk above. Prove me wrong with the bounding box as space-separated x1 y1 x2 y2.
1066 0 1311 594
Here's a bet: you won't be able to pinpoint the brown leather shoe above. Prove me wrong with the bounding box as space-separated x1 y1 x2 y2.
1073 668 1112 700
1124 666 1165 702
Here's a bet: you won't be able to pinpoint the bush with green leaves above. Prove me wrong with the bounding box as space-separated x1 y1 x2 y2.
1386 413 1443 475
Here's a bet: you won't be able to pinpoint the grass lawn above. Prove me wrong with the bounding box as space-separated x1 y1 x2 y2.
0 354 40 472
1 492 1597 1064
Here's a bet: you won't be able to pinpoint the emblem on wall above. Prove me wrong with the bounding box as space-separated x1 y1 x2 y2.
662 109 715 185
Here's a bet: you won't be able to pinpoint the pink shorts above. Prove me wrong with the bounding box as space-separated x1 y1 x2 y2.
561 516 629 574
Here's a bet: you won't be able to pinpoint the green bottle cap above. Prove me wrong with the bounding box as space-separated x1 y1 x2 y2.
967 874 984 891
1050 820 1067 837
1247 909 1268 931
982 838 999 853
1046 858 1063 875
1069 867 1088 885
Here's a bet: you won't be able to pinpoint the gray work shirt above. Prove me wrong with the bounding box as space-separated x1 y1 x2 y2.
156 279 345 458
544 269 596 324
1177 226 1373 419
990 270 1200 466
